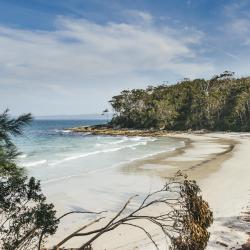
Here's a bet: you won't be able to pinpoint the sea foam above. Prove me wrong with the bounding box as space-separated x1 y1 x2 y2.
48 140 149 166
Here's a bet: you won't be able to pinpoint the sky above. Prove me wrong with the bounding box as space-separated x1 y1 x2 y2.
1 0 250 116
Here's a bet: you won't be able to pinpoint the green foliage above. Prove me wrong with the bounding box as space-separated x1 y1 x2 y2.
0 110 58 249
0 176 58 250
0 109 32 147
110 71 250 131
0 109 32 177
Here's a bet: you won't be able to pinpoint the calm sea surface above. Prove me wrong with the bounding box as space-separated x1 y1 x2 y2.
14 119 185 211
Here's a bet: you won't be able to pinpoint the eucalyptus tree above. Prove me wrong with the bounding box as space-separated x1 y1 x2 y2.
109 72 250 131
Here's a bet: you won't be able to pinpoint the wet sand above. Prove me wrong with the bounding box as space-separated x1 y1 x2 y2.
46 132 250 249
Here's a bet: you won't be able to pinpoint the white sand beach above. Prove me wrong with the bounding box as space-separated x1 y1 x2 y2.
46 132 250 249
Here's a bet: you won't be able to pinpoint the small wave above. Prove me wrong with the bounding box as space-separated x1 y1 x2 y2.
129 136 156 142
19 154 27 159
43 147 178 184
129 136 145 141
54 129 73 135
108 136 155 145
61 129 71 133
49 148 123 166
79 132 92 136
98 147 177 170
49 141 149 166
23 160 47 167
54 129 69 134
96 137 146 147
54 129 91 136
108 139 128 145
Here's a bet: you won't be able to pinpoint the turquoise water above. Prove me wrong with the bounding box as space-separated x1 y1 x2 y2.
15 120 184 183
14 120 185 212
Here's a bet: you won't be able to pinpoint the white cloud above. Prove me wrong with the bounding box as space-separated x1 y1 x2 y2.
231 18 250 35
0 12 214 115
223 1 250 46
123 10 154 24
229 18 250 46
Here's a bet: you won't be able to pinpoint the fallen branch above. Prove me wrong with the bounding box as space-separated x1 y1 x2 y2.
51 173 213 250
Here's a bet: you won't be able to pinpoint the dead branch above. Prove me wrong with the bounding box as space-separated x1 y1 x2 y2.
54 217 104 249
51 173 213 250
39 210 107 250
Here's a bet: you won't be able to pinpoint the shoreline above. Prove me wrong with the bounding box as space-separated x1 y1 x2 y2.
120 133 235 181
69 124 205 137
197 133 250 249
45 132 250 249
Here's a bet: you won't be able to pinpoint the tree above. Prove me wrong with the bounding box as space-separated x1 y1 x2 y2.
0 110 58 250
109 73 250 131
0 109 32 176
101 109 109 123
0 175 58 250
52 173 213 250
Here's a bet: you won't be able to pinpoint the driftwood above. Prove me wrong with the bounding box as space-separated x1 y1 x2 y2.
43 172 213 250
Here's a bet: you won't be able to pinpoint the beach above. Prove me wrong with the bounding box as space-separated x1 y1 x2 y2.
37 131 250 249
165 132 250 250
3 1 250 249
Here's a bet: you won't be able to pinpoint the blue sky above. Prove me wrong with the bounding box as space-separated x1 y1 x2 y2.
1 0 250 116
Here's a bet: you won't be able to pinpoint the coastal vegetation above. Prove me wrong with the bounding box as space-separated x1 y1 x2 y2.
0 110 58 250
109 71 250 131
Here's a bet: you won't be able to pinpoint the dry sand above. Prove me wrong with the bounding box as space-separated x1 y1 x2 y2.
46 132 250 249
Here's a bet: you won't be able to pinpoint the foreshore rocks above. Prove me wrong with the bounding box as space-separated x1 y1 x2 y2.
69 124 212 137
69 124 172 137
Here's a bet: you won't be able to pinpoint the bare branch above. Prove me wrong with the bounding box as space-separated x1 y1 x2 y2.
52 174 213 250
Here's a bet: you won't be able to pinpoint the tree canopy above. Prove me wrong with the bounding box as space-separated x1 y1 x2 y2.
110 72 250 131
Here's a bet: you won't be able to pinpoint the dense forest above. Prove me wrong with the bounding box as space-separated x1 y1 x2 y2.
110 71 250 131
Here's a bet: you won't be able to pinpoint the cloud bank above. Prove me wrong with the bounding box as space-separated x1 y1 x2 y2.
0 11 213 115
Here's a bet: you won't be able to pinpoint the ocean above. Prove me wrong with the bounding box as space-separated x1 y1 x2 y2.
14 119 185 212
